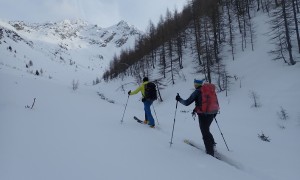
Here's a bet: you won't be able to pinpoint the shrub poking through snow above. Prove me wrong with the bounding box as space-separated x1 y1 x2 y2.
277 106 289 121
258 131 271 142
72 79 79 91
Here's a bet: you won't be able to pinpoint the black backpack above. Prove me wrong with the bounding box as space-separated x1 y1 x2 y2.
144 82 157 100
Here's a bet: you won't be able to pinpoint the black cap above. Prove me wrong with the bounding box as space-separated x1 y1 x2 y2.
143 77 149 82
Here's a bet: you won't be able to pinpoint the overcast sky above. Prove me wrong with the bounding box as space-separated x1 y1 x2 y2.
0 0 188 31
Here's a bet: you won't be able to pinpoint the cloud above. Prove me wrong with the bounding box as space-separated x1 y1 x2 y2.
76 0 121 28
43 0 80 18
119 0 186 30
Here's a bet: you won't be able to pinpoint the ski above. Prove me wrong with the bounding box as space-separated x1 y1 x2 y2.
133 116 144 123
184 139 242 169
184 139 206 151
133 116 157 129
184 139 221 160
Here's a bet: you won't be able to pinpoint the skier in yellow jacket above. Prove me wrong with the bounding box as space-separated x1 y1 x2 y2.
128 77 155 128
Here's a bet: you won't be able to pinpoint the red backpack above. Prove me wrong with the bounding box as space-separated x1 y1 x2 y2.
194 83 219 114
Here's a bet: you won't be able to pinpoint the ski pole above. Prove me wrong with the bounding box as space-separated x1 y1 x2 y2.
152 104 159 125
214 117 230 151
121 95 130 124
170 95 179 147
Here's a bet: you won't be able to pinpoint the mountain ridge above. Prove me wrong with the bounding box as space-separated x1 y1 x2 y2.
0 19 141 82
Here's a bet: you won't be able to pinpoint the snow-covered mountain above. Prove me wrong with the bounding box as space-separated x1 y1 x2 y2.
0 19 141 83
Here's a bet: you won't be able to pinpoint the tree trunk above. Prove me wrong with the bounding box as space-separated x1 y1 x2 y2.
192 0 202 65
226 0 235 60
275 0 279 7
292 0 300 53
168 40 175 84
204 21 212 83
257 0 260 11
212 14 219 63
282 0 296 65
296 0 300 12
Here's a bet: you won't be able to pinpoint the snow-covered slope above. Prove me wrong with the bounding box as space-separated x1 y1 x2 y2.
1 14 300 180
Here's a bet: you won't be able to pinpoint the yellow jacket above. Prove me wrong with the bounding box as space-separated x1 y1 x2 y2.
130 81 149 97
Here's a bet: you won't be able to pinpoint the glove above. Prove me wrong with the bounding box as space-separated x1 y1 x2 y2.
192 110 196 120
176 94 181 101
128 90 131 95
192 109 196 116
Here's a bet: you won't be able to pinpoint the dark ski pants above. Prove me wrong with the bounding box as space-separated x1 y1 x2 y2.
143 100 155 126
198 114 215 156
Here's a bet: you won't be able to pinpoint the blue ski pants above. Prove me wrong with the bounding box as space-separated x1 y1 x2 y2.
143 100 155 126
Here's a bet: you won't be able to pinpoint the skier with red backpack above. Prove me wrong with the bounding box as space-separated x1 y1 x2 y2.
176 79 219 157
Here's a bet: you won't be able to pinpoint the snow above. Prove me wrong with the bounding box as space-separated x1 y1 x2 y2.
1 14 300 180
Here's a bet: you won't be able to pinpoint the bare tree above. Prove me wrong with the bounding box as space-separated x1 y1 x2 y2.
173 8 184 69
277 106 289 121
281 0 296 65
249 90 261 108
203 18 213 83
72 80 79 91
268 0 296 65
146 20 157 68
225 0 236 60
191 0 203 65
292 0 300 53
